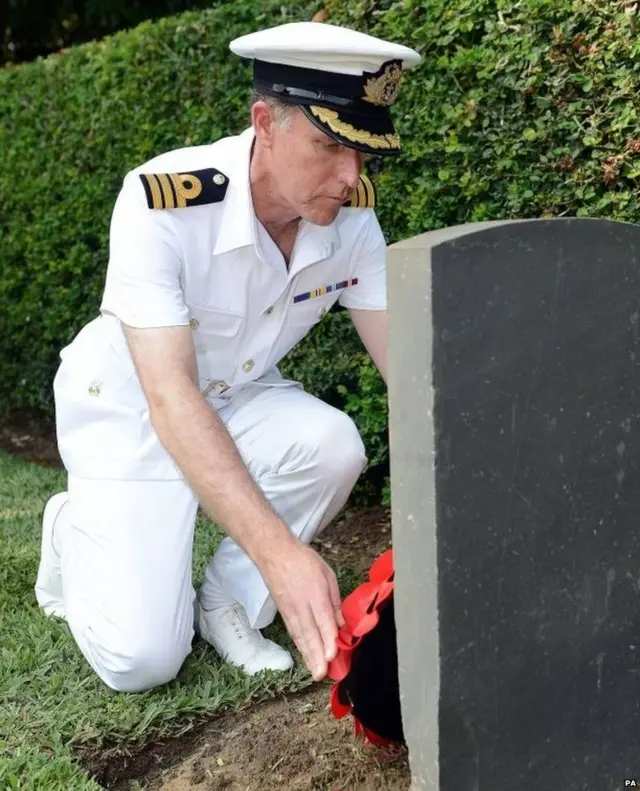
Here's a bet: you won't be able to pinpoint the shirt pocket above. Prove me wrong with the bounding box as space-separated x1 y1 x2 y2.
286 294 337 327
276 293 338 358
55 319 146 460
189 305 245 385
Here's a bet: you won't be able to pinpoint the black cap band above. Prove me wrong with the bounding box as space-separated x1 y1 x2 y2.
253 59 367 108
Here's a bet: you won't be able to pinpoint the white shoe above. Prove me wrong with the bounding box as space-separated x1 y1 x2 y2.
34 492 68 618
195 601 294 675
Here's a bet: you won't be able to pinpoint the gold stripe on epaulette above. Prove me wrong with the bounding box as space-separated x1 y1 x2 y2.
361 174 376 208
141 173 164 209
345 174 376 208
157 173 175 209
169 173 203 207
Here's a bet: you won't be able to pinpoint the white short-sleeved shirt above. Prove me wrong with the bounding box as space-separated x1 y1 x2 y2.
54 127 387 480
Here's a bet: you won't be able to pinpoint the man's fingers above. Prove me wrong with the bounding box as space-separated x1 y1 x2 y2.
284 611 315 674
328 572 345 627
312 595 340 664
285 605 328 681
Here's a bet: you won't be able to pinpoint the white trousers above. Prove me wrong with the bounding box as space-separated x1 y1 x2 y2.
49 383 367 693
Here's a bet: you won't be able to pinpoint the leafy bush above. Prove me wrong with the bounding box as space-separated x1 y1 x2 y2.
328 0 640 238
3 0 640 501
0 0 319 416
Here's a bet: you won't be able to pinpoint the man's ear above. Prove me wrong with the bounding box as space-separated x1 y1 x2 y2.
251 101 277 149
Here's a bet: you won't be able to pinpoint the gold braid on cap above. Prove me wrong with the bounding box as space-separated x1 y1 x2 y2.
309 106 401 151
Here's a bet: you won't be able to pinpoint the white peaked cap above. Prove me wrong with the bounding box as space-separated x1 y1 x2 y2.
229 21 421 156
230 21 421 77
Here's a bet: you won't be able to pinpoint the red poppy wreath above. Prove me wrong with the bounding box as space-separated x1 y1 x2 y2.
326 548 403 746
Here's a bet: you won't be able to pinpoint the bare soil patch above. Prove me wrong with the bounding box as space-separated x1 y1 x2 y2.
314 504 392 578
150 684 409 791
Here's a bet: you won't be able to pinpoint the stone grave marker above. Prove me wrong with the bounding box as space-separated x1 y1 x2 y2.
387 218 640 790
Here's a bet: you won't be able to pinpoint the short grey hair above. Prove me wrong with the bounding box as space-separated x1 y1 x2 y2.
250 89 296 130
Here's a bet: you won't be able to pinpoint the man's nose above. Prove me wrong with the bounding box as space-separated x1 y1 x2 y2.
338 148 363 190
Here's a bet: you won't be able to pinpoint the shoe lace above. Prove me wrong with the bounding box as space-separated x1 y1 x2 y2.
228 603 257 641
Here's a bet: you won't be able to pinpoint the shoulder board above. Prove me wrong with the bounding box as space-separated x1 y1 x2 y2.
138 167 229 209
343 174 376 209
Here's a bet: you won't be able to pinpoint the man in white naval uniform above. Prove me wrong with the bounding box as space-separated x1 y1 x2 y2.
35 21 421 693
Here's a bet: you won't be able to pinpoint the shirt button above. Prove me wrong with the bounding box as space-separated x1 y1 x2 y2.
189 317 199 330
264 306 274 316
242 359 255 373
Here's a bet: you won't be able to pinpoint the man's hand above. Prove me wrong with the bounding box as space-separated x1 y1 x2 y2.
261 540 345 681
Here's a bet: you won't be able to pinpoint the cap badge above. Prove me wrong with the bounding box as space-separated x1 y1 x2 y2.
362 60 403 107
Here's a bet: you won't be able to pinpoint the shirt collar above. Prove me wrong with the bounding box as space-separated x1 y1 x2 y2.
212 127 339 265
212 128 256 257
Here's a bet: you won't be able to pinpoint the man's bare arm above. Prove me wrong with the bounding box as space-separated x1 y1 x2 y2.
349 308 388 384
123 323 343 680
124 323 291 564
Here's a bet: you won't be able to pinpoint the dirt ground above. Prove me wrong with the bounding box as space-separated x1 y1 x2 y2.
141 684 409 791
3 412 407 791
88 677 410 791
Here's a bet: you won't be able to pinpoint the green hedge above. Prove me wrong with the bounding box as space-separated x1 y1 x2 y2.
0 0 318 410
327 0 640 237
2 0 640 500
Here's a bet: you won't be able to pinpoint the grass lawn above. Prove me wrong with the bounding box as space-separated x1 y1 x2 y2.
1 450 362 791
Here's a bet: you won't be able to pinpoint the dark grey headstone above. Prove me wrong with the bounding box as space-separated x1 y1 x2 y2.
387 219 640 791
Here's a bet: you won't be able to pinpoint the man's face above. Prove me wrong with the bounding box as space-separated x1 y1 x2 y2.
265 107 367 226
